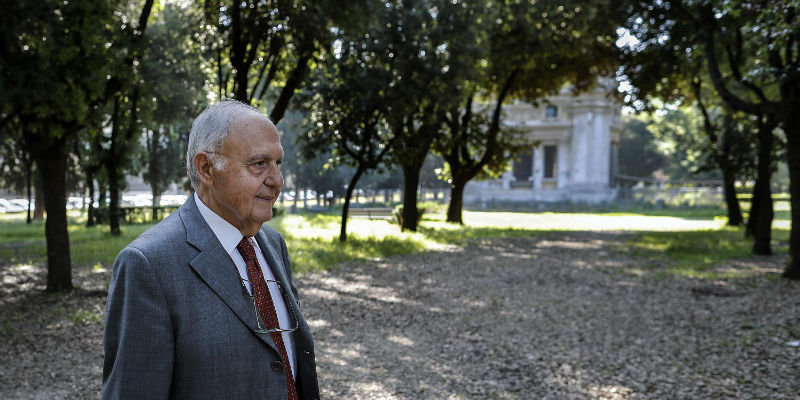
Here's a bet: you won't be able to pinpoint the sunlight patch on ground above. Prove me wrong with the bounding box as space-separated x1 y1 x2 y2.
462 211 732 231
774 220 791 229
387 335 415 347
587 384 635 399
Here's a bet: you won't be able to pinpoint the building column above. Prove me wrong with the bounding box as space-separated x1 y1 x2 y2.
501 170 512 189
570 110 590 186
590 110 611 186
528 148 535 185
557 142 569 189
533 146 544 189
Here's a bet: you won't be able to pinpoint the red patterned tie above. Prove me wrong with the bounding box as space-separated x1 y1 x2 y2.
236 237 299 400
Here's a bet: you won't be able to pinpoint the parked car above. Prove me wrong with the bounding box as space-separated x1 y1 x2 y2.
0 198 26 213
10 199 32 210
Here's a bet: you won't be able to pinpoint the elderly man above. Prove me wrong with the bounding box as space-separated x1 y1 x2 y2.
103 100 319 400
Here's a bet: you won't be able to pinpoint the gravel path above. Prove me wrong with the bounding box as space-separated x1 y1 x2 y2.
1 232 799 399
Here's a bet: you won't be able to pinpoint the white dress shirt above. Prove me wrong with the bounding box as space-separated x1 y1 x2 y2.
194 192 296 377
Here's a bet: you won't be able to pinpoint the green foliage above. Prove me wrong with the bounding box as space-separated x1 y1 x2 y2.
201 0 370 121
0 213 152 266
625 227 790 279
139 3 208 201
288 235 429 273
2 206 793 282
70 308 103 325
0 0 118 131
279 110 352 201
618 118 668 181
391 205 426 227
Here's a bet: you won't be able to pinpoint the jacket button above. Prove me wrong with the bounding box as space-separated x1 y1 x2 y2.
271 360 283 371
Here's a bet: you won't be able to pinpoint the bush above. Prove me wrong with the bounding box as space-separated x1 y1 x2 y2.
392 205 426 226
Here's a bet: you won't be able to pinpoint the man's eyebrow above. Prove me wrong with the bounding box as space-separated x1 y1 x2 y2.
245 153 283 163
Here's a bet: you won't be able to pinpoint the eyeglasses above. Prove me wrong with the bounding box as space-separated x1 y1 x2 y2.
239 277 299 335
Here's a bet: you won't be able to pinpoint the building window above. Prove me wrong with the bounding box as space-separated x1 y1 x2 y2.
545 105 558 118
513 152 533 181
544 145 557 179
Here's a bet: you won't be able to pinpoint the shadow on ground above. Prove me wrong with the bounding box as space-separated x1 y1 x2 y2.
300 232 800 399
1 232 798 399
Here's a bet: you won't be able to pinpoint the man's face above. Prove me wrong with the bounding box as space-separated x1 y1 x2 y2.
204 112 284 236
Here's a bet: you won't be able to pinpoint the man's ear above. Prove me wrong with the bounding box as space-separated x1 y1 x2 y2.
194 152 216 186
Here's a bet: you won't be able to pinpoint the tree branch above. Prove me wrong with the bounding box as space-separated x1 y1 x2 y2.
698 5 767 115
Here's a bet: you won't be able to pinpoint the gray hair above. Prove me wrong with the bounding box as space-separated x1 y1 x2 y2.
185 100 264 188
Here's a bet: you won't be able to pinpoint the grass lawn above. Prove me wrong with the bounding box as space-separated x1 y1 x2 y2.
624 227 790 280
0 203 792 282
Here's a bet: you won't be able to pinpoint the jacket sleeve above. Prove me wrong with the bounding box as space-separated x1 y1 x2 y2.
103 246 174 400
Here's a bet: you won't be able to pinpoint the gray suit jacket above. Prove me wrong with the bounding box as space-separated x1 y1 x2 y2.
103 195 320 400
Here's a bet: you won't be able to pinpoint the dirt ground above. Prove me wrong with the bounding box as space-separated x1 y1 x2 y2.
1 232 799 399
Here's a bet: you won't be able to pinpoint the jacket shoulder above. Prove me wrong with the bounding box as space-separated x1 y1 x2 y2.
125 212 187 255
259 224 285 245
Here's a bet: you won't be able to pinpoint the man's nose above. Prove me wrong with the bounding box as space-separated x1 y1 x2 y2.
265 167 283 188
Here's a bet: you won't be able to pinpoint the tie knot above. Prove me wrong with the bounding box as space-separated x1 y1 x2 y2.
236 237 255 261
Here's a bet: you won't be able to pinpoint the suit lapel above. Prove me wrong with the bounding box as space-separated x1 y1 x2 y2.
180 195 280 353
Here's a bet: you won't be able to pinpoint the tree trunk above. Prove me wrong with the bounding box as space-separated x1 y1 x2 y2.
86 172 96 227
783 109 800 279
752 180 773 255
33 175 45 221
107 96 122 235
152 194 161 222
97 180 107 223
25 159 32 224
230 0 250 103
108 160 122 235
446 178 467 224
745 179 761 238
340 167 365 242
33 145 73 292
751 123 774 254
401 164 422 231
721 169 743 226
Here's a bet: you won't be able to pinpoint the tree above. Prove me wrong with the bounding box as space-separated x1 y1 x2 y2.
617 118 668 183
380 0 480 231
279 110 351 211
99 0 155 235
0 0 121 291
691 2 794 269
690 80 750 226
0 119 36 223
140 3 208 219
300 17 398 240
619 1 775 249
202 0 367 123
434 0 623 224
622 0 799 278
436 96 529 223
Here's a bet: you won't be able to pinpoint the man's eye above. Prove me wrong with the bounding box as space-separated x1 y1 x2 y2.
276 159 282 166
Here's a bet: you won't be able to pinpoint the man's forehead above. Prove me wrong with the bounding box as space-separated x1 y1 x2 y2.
226 113 280 142
231 111 273 129
245 145 284 161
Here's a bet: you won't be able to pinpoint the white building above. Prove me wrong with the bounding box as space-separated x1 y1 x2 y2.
464 83 623 205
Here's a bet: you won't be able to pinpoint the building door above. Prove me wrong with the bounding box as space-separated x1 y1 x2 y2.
543 145 557 179
512 151 533 187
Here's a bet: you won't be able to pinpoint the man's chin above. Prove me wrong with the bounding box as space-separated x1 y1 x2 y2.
255 205 275 222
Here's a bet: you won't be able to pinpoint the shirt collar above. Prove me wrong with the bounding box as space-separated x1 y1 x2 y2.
194 192 247 255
